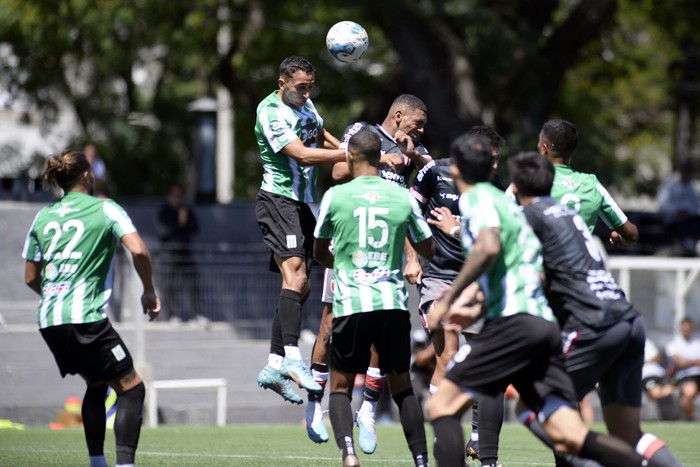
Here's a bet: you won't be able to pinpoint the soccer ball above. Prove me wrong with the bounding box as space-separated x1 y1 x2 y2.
326 21 369 63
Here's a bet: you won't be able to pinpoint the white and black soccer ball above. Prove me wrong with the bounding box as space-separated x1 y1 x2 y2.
326 21 369 63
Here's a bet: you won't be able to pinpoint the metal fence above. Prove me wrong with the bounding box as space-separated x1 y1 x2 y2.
111 242 326 339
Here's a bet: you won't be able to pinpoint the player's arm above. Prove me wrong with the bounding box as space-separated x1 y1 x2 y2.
428 227 500 330
24 261 42 295
395 130 432 170
314 238 334 269
403 239 424 284
409 236 434 262
322 129 340 149
281 138 346 166
120 232 160 320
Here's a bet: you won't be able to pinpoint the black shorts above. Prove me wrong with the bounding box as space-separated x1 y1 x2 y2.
256 190 316 273
330 310 412 375
561 314 645 406
445 313 577 411
40 319 134 384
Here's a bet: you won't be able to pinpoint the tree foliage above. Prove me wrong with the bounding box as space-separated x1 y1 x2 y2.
0 0 696 200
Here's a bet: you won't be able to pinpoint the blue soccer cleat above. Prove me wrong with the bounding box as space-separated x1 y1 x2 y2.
281 358 322 391
305 398 329 443
257 365 303 404
355 410 377 454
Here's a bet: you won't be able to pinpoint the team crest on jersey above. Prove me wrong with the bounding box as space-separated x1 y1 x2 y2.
352 191 381 204
50 203 80 218
352 251 368 268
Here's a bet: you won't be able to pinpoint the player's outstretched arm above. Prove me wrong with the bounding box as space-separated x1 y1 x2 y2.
403 239 424 284
314 238 334 269
121 232 160 321
282 138 346 166
609 220 638 248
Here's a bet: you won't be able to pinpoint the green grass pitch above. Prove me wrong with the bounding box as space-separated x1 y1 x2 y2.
0 422 698 466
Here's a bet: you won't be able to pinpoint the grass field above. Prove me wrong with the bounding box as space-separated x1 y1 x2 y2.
1 422 699 466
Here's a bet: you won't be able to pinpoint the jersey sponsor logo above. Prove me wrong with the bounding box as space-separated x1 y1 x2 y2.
286 235 298 249
367 251 388 266
439 192 459 201
353 267 394 285
42 281 71 297
378 169 405 185
45 263 59 281
587 270 623 301
415 160 435 182
352 251 368 268
342 122 365 143
436 175 453 182
111 344 127 362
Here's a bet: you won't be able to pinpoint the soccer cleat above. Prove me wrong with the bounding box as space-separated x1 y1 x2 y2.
257 365 303 404
281 358 322 391
466 438 480 460
305 399 329 443
355 410 377 454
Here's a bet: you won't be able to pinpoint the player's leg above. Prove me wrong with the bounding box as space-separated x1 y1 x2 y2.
254 192 317 399
355 345 384 454
306 277 333 443
328 313 373 467
471 392 504 467
678 377 699 420
379 311 429 467
596 314 683 466
329 367 360 467
109 369 145 467
81 382 109 467
426 377 474 467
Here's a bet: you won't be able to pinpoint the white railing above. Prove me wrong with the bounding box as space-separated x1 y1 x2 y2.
606 256 700 327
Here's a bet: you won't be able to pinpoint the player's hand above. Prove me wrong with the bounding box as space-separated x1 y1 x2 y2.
440 283 484 333
141 290 161 321
609 231 632 248
403 258 423 285
379 152 403 171
395 130 415 156
427 299 449 331
427 207 461 237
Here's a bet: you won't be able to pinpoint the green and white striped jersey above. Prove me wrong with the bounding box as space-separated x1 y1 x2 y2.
551 164 627 232
459 183 553 322
315 176 432 318
22 192 137 329
255 91 325 203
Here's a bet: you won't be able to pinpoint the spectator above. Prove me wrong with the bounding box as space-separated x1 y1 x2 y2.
83 144 107 197
156 184 201 324
658 157 700 256
666 317 700 420
642 338 678 420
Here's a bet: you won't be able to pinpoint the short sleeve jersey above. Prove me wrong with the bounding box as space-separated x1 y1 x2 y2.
22 192 137 329
522 197 637 330
410 159 463 279
665 335 700 380
459 183 552 322
551 164 627 232
255 91 324 203
340 122 430 188
315 176 432 318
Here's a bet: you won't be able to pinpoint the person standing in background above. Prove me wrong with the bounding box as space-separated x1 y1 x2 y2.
23 149 160 467
157 184 201 324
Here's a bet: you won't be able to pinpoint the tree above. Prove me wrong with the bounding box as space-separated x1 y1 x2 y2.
0 0 695 200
